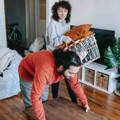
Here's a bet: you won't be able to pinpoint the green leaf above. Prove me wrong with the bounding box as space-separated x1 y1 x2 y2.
112 37 120 64
104 46 117 67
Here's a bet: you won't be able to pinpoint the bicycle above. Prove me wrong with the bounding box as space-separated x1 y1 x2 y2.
7 23 22 50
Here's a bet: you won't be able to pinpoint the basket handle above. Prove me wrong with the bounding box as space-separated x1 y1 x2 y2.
65 40 77 50
64 42 69 50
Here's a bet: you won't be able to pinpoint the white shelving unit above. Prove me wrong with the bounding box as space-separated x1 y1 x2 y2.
78 62 120 94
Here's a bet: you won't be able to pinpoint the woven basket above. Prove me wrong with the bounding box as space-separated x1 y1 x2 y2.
58 34 100 66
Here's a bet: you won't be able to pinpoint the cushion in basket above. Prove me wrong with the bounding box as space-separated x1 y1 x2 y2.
64 24 93 41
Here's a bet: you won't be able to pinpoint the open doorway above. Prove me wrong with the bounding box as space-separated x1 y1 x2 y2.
5 0 26 51
4 0 46 52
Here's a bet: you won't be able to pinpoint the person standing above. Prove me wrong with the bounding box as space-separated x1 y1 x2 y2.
46 0 72 50
46 0 77 103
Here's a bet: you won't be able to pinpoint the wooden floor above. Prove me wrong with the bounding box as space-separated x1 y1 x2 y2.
0 84 120 120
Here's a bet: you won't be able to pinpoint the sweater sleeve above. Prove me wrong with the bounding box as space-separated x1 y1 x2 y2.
67 75 88 106
46 21 70 50
30 71 46 120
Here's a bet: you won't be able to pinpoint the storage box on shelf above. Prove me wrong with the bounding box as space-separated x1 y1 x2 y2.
78 62 120 94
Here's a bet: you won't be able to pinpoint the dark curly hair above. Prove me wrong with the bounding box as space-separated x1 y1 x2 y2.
53 48 81 70
52 1 72 23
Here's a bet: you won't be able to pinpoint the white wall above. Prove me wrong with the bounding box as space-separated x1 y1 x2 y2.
0 0 7 47
69 0 120 37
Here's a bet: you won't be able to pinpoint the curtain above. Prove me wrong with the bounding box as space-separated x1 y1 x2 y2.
25 0 37 48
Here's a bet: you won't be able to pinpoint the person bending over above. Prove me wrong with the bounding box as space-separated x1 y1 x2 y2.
19 49 90 120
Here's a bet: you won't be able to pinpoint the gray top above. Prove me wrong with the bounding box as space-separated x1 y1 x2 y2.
46 19 71 50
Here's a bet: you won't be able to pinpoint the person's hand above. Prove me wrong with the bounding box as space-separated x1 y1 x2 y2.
83 104 90 112
63 37 72 43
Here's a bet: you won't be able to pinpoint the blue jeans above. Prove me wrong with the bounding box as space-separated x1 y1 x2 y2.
20 79 49 108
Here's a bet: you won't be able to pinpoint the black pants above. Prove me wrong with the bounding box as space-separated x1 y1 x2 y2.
51 79 77 104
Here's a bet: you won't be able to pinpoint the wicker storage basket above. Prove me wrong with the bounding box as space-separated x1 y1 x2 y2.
85 68 95 85
58 34 100 66
96 72 109 90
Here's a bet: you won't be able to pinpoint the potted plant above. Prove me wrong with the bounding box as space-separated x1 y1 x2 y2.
104 37 120 72
104 37 120 96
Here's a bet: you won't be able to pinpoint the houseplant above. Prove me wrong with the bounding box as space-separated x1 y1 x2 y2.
104 37 120 72
104 37 120 96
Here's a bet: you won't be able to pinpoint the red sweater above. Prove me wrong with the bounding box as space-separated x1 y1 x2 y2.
18 50 88 120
